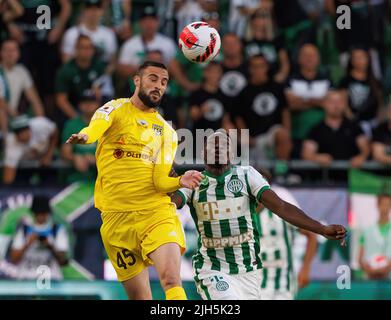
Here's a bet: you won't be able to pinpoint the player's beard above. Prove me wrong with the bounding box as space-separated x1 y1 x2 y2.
138 86 161 108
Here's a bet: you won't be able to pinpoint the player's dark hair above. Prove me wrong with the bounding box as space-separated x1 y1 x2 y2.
138 61 167 74
31 195 52 215
249 53 268 64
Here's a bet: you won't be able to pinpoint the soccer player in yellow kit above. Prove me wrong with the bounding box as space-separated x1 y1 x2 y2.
66 61 202 300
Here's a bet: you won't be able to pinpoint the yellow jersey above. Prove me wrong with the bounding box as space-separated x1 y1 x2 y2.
79 98 181 212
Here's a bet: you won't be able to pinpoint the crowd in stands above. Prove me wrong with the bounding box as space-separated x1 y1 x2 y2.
0 0 391 185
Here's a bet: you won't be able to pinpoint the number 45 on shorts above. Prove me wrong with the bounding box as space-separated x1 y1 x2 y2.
116 249 136 269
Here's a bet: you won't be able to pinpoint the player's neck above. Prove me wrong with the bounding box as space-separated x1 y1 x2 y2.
205 165 232 178
223 56 242 68
130 96 155 113
379 215 389 225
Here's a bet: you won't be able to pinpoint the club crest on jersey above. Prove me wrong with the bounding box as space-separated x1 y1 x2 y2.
137 119 148 127
227 178 243 194
216 280 229 291
152 124 163 136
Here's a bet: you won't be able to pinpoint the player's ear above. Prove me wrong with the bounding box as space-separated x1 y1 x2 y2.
133 73 141 88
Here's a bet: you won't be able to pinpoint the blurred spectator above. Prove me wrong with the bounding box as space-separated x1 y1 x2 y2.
245 9 290 83
201 10 221 31
10 195 69 280
219 33 248 114
189 62 234 133
55 35 105 123
339 48 382 137
61 94 98 182
273 0 315 55
61 0 118 65
359 192 391 280
0 39 44 118
102 0 132 42
0 0 24 42
235 54 292 161
9 0 71 108
302 90 370 167
117 6 176 78
174 0 218 38
3 115 58 185
0 65 9 141
228 0 264 38
325 0 385 79
285 44 331 157
372 101 391 165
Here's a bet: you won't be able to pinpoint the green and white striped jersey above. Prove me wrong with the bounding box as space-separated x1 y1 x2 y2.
177 165 270 280
259 185 298 294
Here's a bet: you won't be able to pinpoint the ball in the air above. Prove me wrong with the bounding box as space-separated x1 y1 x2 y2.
178 21 221 63
368 255 389 270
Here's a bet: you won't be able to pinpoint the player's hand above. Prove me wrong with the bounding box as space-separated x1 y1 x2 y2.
180 170 203 189
321 224 347 244
66 133 88 144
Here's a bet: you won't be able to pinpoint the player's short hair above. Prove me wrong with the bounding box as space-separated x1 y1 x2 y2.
138 61 167 74
31 195 52 215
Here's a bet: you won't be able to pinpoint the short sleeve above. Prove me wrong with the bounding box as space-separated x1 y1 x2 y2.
21 66 33 90
359 232 365 246
106 29 118 60
118 38 139 65
61 28 77 57
247 166 270 202
176 188 193 209
4 134 24 168
11 227 25 250
32 117 56 135
54 226 69 252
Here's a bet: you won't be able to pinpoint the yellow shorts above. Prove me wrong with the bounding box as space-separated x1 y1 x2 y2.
100 203 186 282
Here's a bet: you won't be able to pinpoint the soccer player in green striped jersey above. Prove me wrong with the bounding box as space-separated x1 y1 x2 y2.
171 132 347 300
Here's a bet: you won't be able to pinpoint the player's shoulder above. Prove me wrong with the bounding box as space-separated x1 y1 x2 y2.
101 98 130 111
93 98 130 119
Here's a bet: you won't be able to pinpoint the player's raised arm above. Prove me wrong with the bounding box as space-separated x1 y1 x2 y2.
260 189 347 241
66 103 115 144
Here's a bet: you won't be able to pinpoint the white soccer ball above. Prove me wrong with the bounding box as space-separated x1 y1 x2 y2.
178 21 221 63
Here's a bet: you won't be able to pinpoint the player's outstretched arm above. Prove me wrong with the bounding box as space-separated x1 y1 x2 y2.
260 189 347 242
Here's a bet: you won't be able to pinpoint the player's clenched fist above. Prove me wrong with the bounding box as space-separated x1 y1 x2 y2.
66 133 89 144
321 224 348 245
180 170 203 189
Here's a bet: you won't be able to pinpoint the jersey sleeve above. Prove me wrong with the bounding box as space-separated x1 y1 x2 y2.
176 188 192 209
11 227 25 250
247 166 271 202
79 101 117 143
54 226 70 252
152 127 181 193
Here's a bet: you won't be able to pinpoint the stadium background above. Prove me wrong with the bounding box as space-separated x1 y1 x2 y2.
0 0 390 299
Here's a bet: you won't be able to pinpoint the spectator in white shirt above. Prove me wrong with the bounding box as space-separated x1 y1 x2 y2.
117 6 177 78
61 0 118 65
10 195 69 280
3 115 58 185
0 39 44 118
